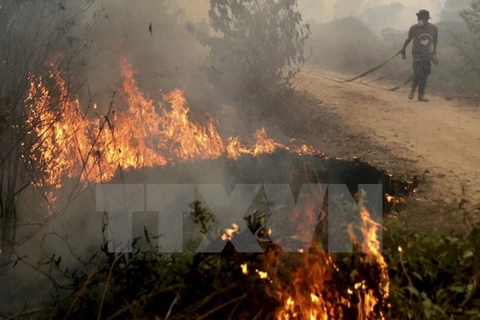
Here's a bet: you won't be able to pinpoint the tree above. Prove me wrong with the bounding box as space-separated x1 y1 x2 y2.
447 0 480 91
188 0 310 109
460 0 480 33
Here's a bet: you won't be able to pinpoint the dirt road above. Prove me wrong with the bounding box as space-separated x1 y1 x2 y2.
296 68 480 225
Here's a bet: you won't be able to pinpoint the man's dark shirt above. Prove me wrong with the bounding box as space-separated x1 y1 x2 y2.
408 23 438 54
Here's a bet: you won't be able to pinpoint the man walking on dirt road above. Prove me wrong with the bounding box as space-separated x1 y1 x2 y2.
401 9 438 102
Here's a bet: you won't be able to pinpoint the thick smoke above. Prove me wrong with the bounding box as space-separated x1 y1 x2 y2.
6 1 289 305
298 0 446 33
73 0 209 109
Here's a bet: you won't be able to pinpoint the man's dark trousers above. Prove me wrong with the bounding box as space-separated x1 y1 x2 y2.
411 52 432 99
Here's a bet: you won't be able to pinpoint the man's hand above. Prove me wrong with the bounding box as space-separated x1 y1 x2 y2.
401 50 407 60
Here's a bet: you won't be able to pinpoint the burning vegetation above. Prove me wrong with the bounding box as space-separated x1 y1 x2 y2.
11 53 409 319
1 1 480 319
24 56 324 208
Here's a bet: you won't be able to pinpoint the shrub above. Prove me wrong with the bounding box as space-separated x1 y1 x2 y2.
187 0 310 111
384 214 480 319
460 0 480 33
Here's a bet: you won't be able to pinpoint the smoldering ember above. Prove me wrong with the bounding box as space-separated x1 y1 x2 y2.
1 1 479 320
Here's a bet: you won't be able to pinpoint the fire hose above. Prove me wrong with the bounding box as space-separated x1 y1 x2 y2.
308 48 435 91
342 49 415 91
344 49 404 82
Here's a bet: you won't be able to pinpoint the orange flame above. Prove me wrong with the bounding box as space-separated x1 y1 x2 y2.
241 263 248 275
385 193 404 204
348 207 389 320
272 247 343 320
25 57 322 211
268 205 389 320
25 57 390 319
266 189 344 319
221 223 240 241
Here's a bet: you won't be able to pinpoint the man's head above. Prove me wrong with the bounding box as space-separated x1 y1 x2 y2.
416 9 430 26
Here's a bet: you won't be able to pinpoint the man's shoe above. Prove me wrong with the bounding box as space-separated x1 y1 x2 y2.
418 96 429 102
408 90 415 100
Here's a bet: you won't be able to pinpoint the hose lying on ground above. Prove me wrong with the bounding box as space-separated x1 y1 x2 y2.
344 50 403 82
311 49 419 92
369 66 411 83
388 74 414 91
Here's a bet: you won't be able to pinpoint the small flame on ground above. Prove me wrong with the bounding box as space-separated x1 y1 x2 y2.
349 207 389 320
221 223 239 242
256 269 269 279
268 206 389 320
241 263 248 275
385 193 405 204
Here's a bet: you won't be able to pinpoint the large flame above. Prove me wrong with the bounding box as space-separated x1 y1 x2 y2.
264 205 389 320
273 249 344 320
24 57 321 207
24 56 390 318
349 206 389 320
266 192 343 319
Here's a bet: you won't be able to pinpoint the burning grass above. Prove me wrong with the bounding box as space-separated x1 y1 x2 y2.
6 54 479 320
23 56 322 210
3 196 479 319
2 148 417 319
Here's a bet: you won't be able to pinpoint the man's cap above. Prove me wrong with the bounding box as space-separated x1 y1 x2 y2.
416 9 431 20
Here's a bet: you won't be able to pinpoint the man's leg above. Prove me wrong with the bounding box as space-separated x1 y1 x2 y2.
418 76 429 102
409 76 419 100
418 55 431 102
410 54 420 100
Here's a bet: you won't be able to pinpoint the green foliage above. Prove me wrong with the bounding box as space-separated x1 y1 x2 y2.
37 203 275 319
460 0 480 33
384 215 480 319
188 0 310 105
443 0 480 90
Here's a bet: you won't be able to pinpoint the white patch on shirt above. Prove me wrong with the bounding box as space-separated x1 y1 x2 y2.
419 33 433 46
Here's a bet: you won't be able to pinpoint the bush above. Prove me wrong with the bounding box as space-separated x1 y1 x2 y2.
187 0 310 111
384 215 480 319
460 0 480 33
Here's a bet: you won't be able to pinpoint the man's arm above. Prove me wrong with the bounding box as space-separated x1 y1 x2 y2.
401 27 414 58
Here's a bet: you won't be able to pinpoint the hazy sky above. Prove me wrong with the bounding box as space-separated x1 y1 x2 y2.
298 0 446 21
174 0 448 32
175 0 446 19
